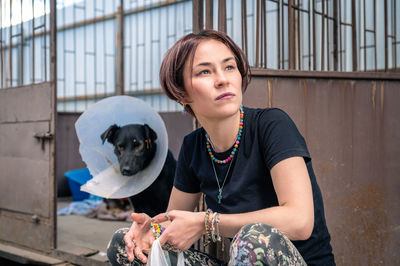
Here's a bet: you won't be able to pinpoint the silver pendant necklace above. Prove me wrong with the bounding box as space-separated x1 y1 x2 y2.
205 106 244 204
209 155 234 204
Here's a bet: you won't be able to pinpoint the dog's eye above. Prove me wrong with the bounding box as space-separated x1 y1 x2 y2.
132 139 139 147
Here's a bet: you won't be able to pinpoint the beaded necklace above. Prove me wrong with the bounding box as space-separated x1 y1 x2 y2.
205 106 244 204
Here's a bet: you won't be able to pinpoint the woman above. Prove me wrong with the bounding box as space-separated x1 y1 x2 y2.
107 30 335 265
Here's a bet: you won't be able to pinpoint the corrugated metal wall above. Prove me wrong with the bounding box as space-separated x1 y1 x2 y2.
245 70 400 265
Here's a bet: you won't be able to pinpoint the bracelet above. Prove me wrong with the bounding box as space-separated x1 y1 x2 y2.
204 209 212 246
214 212 221 242
210 212 222 243
150 222 164 239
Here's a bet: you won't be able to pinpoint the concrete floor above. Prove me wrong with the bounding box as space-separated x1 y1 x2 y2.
57 198 131 259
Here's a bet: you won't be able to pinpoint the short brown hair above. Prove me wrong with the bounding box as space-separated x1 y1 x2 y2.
159 30 251 116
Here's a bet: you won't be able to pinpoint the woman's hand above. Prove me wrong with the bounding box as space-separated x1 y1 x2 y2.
123 213 154 263
152 210 205 251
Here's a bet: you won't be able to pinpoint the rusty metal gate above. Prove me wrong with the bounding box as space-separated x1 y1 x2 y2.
0 0 57 252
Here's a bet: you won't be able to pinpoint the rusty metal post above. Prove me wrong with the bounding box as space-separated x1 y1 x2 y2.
333 0 338 71
116 0 124 95
261 0 266 68
50 0 57 85
218 0 226 33
205 0 213 29
288 0 295 69
351 0 357 71
256 0 260 67
193 0 203 33
321 0 325 70
32 0 35 83
20 4 24 85
50 0 57 248
0 2 3 88
241 0 248 56
7 0 12 87
384 0 388 71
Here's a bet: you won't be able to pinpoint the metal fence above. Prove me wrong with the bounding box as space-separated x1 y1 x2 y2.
196 0 400 72
0 0 51 87
1 0 399 112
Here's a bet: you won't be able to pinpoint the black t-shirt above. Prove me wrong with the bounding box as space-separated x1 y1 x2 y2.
174 107 335 265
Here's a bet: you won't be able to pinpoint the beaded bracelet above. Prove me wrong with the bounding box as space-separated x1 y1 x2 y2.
204 209 212 246
214 212 221 242
150 222 164 239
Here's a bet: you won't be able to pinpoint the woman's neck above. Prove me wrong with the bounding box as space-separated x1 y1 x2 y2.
198 110 241 153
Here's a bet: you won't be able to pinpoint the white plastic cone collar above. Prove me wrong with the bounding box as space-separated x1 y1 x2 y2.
75 96 168 199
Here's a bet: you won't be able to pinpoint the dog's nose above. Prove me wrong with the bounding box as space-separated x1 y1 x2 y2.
121 166 134 176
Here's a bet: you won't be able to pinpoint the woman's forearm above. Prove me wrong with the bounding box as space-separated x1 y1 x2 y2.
218 205 314 241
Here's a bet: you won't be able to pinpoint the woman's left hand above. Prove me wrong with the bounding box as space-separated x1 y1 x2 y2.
152 210 205 251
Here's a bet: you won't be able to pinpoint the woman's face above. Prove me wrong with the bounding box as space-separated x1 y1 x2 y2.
183 39 243 120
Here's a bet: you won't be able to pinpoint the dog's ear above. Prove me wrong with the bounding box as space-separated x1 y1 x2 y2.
143 124 157 141
100 124 120 144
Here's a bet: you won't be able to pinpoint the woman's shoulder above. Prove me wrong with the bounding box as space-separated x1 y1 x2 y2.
182 127 204 147
245 106 293 124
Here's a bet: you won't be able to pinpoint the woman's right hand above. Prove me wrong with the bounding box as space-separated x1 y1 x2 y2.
123 213 155 263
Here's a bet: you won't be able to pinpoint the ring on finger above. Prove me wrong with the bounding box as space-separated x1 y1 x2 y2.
141 213 147 223
165 212 170 221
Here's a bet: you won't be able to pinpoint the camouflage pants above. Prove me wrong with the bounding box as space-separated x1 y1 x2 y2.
107 223 306 266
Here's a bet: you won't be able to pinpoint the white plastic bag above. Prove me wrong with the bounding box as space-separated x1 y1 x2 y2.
146 239 184 266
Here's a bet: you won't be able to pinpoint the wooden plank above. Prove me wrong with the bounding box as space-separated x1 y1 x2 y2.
0 242 64 265
53 249 110 266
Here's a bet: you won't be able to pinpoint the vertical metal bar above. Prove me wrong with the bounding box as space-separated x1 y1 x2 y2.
312 0 316 70
384 0 388 71
50 0 57 248
218 0 226 33
308 0 311 70
84 1 88 107
0 1 3 88
116 0 124 95
373 0 376 70
44 0 47 82
61 1 65 110
241 0 248 56
394 0 397 69
339 0 342 71
282 0 285 69
193 0 203 33
205 0 213 29
363 0 366 71
326 0 330 70
277 0 281 69
288 0 295 69
351 0 357 71
333 0 338 71
321 0 325 70
32 0 35 83
73 3 77 111
296 0 300 70
263 0 267 68
8 0 12 87
261 0 266 68
20 1 24 85
256 0 260 67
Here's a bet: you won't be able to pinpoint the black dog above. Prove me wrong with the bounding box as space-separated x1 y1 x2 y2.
100 124 176 217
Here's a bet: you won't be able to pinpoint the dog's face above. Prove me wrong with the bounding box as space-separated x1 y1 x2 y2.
101 124 157 176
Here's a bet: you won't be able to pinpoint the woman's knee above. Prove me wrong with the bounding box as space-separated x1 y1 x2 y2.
107 228 131 266
229 223 305 266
